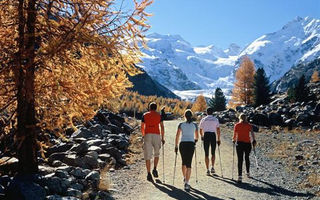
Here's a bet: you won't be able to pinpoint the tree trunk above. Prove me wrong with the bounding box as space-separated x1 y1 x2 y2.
15 0 38 174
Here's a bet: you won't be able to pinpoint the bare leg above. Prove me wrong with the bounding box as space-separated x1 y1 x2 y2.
211 155 215 168
154 157 159 169
146 160 151 173
205 156 209 170
182 165 186 179
186 168 192 183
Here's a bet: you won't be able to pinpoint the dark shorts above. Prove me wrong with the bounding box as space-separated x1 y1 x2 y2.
179 142 195 168
203 132 216 157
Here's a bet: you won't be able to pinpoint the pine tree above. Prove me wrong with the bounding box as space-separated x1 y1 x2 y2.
295 75 309 102
229 56 256 107
208 96 215 109
213 88 226 111
253 68 271 107
310 70 319 83
192 95 207 112
287 86 296 103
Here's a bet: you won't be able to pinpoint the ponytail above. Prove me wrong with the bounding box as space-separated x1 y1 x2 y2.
184 109 193 123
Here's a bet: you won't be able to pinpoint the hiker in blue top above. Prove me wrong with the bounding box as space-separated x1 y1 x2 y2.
175 109 199 191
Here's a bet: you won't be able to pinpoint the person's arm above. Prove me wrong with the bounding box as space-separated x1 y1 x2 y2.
160 121 165 144
217 127 221 146
199 119 204 141
233 125 237 143
141 122 145 137
175 127 181 153
250 126 256 147
195 127 199 143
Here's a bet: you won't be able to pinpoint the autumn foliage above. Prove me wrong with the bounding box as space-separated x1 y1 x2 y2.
229 56 256 108
116 91 192 117
0 0 153 173
192 94 207 112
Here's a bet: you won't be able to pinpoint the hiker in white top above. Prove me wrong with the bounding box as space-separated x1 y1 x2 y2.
175 109 199 191
199 107 221 175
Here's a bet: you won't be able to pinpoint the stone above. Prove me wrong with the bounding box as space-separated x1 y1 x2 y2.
63 154 77 166
298 165 304 171
69 168 86 179
122 123 134 135
70 142 89 155
85 171 100 183
70 183 84 191
56 166 73 173
89 124 104 136
86 139 104 147
295 155 304 160
52 160 64 167
46 195 81 200
71 128 92 139
46 143 73 156
6 177 46 200
88 146 102 153
249 113 269 127
268 112 283 126
108 123 123 135
65 188 82 198
98 154 111 162
42 177 63 194
48 152 67 164
55 169 69 179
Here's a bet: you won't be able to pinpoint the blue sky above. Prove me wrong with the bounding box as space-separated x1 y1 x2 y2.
144 0 320 48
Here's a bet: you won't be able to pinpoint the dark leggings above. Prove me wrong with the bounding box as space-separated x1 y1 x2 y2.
236 142 252 176
179 142 195 168
203 132 216 157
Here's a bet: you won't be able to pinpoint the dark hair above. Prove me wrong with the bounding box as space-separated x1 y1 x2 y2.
149 102 157 111
207 107 214 115
184 109 193 123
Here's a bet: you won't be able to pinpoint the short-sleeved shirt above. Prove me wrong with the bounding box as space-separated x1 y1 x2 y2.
234 122 252 143
142 111 162 134
178 122 198 142
199 115 220 133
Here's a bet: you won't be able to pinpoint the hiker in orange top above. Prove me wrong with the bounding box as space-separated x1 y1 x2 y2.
141 102 165 182
233 113 256 183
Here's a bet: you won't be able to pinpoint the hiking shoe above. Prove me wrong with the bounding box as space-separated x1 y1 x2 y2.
184 183 190 191
206 170 210 176
237 176 242 183
152 169 159 178
246 173 251 178
147 173 153 182
211 167 215 174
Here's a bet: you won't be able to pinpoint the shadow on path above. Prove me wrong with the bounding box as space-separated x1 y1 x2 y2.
210 175 315 198
152 180 224 200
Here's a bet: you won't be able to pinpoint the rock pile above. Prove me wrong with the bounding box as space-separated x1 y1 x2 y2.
0 109 134 200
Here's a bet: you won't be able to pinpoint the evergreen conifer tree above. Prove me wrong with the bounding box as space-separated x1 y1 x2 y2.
253 68 271 107
295 75 309 102
214 88 226 111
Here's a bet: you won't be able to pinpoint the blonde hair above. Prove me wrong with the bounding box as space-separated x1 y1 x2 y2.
239 113 247 122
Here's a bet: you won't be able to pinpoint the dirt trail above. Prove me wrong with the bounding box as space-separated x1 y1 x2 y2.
111 120 315 200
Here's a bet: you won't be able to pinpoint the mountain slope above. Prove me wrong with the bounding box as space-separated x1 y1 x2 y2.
128 67 179 99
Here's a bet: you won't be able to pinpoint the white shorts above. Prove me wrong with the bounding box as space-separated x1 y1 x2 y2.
143 134 161 160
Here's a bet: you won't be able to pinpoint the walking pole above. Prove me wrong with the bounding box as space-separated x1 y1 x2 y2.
162 144 165 183
173 152 178 185
252 144 259 169
232 142 235 180
194 145 198 183
218 144 223 178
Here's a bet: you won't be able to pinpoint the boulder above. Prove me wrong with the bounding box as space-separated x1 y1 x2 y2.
63 154 77 167
85 171 100 183
89 124 103 136
48 153 67 164
98 154 111 162
55 170 69 179
70 142 89 155
65 188 82 198
6 176 46 200
46 195 80 200
249 113 269 127
86 139 104 147
69 168 86 179
46 143 73 156
88 146 102 153
268 112 283 126
71 128 92 139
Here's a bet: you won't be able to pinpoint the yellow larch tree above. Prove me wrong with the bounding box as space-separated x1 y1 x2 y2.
229 56 256 107
0 0 153 173
192 94 207 112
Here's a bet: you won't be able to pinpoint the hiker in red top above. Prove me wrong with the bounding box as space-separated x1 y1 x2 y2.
141 102 165 182
233 113 257 183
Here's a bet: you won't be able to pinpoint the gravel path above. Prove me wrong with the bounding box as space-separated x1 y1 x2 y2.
108 120 317 200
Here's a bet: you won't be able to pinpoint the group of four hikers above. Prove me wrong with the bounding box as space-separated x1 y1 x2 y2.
140 102 257 191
